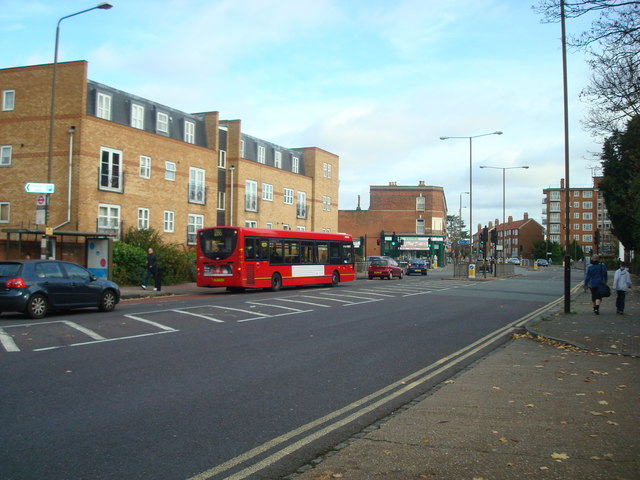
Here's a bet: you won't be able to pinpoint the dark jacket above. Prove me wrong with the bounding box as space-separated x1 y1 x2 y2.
584 262 607 288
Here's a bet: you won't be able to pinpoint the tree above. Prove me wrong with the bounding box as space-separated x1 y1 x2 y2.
599 115 640 256
535 1 640 134
446 214 468 240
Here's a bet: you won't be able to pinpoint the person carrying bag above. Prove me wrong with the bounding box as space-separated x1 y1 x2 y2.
583 254 608 315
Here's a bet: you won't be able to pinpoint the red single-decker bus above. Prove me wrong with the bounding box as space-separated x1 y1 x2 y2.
196 227 355 291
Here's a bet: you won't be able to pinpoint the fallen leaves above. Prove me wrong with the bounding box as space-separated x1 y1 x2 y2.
551 452 570 461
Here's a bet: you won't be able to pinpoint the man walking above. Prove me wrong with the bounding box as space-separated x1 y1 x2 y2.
141 247 158 291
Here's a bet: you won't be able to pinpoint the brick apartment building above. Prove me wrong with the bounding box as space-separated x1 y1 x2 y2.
472 213 544 261
542 177 616 257
0 62 339 261
339 181 447 266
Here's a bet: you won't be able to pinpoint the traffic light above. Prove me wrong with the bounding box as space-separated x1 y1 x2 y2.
481 226 488 244
391 232 397 246
490 229 498 244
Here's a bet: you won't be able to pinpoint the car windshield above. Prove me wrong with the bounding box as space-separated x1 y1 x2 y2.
0 262 22 277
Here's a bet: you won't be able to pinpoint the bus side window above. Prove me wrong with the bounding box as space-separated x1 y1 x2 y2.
329 242 341 264
317 242 329 264
269 239 284 264
284 240 301 264
301 241 316 263
245 238 256 260
258 239 269 260
342 242 354 264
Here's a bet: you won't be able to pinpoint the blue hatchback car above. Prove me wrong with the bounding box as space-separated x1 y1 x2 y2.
0 260 120 319
406 259 428 276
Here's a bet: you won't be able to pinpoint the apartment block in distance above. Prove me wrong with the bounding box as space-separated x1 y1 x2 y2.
0 62 339 262
472 213 544 261
542 177 616 256
339 181 447 265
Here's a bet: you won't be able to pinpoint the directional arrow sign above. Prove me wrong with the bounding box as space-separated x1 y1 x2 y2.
25 183 55 194
458 240 470 245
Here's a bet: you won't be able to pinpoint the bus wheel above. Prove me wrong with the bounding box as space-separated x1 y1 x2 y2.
330 271 340 287
270 273 282 292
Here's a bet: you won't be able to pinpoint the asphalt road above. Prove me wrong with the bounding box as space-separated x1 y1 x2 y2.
0 266 577 480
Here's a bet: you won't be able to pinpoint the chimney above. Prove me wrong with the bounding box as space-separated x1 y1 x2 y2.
495 218 499 226
523 212 528 220
508 216 513 224
419 180 425 186
356 195 361 211
489 221 493 229
560 178 565 189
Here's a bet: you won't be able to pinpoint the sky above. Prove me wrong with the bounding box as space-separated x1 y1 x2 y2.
1 0 606 233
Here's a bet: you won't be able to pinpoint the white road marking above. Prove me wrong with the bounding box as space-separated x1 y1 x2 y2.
124 314 178 331
0 328 20 352
170 309 224 323
61 320 106 340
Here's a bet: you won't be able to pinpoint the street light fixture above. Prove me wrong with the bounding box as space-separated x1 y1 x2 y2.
440 131 503 251
45 2 113 230
479 165 529 226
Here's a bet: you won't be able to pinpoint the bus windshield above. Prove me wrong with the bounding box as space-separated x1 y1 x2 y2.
198 228 238 260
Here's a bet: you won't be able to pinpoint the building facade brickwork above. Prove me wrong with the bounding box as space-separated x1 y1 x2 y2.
339 181 447 265
0 62 339 262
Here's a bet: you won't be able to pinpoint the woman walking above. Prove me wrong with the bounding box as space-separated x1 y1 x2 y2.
584 254 608 315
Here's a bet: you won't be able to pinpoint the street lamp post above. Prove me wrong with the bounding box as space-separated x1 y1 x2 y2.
440 131 503 255
45 2 113 231
478 165 529 225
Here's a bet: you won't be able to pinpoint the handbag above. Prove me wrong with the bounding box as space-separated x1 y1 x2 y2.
597 283 611 298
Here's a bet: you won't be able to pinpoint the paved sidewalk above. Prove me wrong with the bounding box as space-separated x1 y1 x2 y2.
288 288 640 480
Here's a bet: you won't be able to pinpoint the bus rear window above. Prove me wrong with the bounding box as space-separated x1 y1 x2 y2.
198 228 238 260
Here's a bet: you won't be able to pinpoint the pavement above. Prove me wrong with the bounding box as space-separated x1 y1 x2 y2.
118 273 640 480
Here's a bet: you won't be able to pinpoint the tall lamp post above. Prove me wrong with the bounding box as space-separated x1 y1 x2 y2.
45 2 113 231
478 165 529 225
440 131 503 254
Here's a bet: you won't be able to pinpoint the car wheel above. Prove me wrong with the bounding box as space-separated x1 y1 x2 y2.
99 290 117 312
398 270 404 279
270 273 282 292
331 271 340 287
368 275 374 280
388 272 393 280
26 294 48 319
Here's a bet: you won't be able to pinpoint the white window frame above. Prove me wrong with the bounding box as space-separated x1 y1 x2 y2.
139 155 151 179
297 226 306 231
323 162 332 178
282 224 290 231
262 183 273 201
274 151 282 168
131 104 144 129
1 145 11 166
96 92 112 120
240 139 245 157
583 212 593 220
165 161 176 181
583 234 593 242
245 180 258 211
582 201 593 209
99 147 123 192
582 223 593 231
292 156 299 173
0 201 9 223
265 222 273 229
163 210 175 233
217 191 226 211
583 190 593 198
323 196 331 211
257 145 266 164
283 188 293 205
550 191 560 201
416 196 425 211
137 208 150 229
245 220 257 228
189 167 205 204
2 90 15 111
218 150 227 168
187 214 204 245
98 203 120 237
184 120 195 144
416 218 425 234
573 202 580 208
157 112 169 134
296 191 307 218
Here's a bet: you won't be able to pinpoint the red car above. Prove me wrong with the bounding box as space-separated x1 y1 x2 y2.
368 258 404 280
